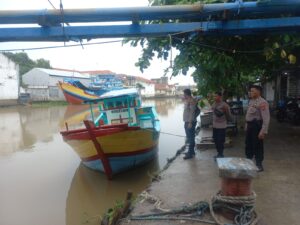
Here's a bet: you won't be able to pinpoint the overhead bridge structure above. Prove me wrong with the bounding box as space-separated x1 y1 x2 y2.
0 0 300 42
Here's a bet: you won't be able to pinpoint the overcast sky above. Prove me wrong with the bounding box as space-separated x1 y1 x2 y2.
0 0 195 85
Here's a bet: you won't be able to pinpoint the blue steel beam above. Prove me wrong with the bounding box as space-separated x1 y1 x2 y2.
0 1 300 25
1 17 300 42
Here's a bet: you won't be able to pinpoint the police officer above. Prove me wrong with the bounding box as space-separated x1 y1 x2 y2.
212 92 232 159
183 89 197 159
245 85 270 172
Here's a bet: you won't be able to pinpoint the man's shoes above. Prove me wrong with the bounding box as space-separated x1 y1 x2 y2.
184 151 195 156
257 165 264 172
183 154 195 160
214 154 224 161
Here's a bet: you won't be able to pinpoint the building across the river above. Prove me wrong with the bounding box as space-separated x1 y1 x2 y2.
0 53 20 106
22 68 91 101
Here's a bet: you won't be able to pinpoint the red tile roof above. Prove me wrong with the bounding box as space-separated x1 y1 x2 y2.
136 76 155 84
155 84 168 90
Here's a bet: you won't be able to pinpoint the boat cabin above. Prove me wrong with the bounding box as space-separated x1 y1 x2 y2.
87 88 158 129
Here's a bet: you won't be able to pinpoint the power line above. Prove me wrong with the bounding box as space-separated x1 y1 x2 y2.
171 36 300 54
172 36 264 54
47 0 57 9
0 39 123 52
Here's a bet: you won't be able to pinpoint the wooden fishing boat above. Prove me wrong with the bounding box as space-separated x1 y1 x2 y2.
58 81 100 104
60 88 160 179
58 75 124 104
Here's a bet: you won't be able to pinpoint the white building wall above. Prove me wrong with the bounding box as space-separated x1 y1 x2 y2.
139 82 155 97
0 54 19 101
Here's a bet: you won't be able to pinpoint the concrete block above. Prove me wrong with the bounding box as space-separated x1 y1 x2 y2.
217 157 258 179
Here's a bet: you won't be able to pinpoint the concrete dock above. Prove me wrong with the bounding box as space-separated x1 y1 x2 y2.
120 119 300 225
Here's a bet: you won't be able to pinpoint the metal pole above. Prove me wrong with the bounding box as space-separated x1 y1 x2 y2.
0 1 300 25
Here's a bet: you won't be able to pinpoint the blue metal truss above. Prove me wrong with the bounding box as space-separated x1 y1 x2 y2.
1 17 300 42
0 0 300 42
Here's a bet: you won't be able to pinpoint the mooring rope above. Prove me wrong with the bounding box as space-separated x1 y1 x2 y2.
139 191 170 212
134 190 259 225
209 191 259 225
131 196 215 224
213 191 257 206
130 215 216 224
142 127 187 138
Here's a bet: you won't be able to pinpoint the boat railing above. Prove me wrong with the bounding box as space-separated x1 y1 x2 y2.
137 106 160 130
94 112 105 126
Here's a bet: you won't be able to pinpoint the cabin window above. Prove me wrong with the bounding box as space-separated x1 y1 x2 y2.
123 100 129 107
116 101 123 107
107 101 114 109
131 99 136 107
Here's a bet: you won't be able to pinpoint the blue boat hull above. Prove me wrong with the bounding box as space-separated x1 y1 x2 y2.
82 146 158 175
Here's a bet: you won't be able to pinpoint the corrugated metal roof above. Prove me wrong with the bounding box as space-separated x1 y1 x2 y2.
37 68 90 79
82 70 115 75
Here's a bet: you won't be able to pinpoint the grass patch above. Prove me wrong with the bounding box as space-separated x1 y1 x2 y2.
31 101 68 107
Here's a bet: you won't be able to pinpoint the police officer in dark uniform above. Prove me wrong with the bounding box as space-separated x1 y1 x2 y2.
245 85 270 172
211 92 232 159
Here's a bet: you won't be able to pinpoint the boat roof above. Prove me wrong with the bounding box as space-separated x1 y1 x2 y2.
84 88 138 103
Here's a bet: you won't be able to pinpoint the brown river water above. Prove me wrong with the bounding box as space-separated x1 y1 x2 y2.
0 98 185 225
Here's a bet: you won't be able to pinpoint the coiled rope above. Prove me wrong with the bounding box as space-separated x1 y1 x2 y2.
210 191 259 225
134 190 259 225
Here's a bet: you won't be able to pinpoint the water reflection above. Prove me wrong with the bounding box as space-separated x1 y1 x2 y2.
0 106 66 156
66 159 159 225
0 98 185 225
144 98 179 116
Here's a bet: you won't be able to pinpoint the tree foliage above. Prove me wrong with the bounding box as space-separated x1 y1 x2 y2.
3 52 52 81
126 0 300 97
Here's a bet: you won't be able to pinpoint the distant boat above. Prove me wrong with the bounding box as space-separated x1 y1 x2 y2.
60 88 160 179
58 75 124 104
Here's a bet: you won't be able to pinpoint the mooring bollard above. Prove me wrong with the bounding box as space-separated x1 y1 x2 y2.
217 157 257 196
212 157 258 224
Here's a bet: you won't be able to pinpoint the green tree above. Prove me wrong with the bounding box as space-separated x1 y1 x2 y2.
35 58 51 69
3 52 52 86
126 0 300 98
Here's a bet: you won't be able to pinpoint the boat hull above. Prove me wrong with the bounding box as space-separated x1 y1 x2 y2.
61 124 159 178
58 82 99 104
82 146 158 174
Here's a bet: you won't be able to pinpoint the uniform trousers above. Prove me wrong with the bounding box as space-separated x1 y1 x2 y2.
213 128 226 156
184 121 197 155
245 120 264 166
